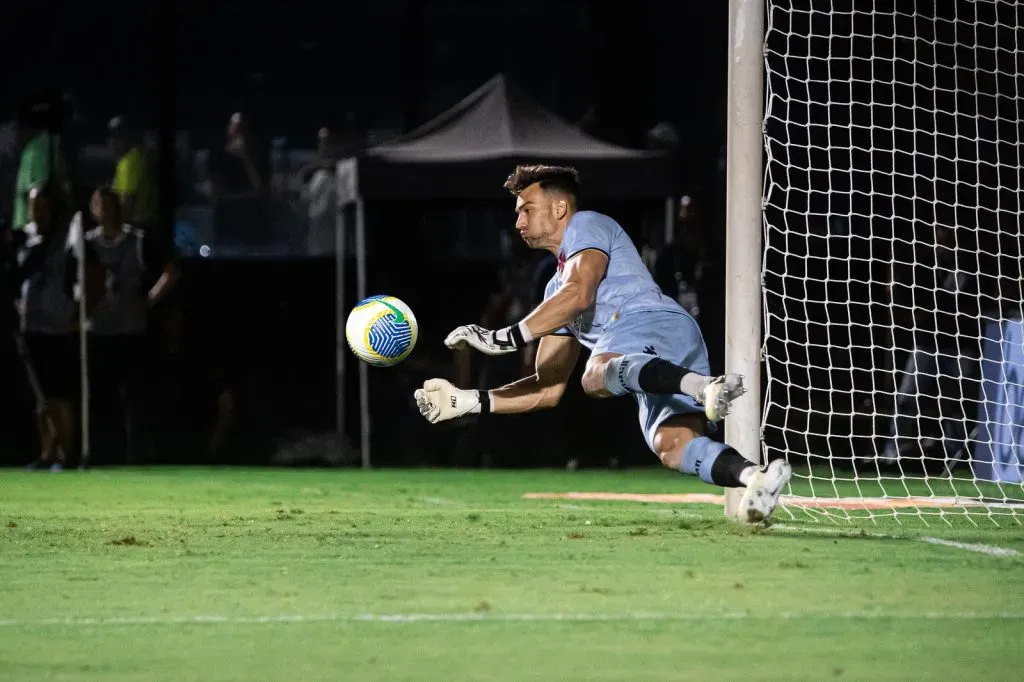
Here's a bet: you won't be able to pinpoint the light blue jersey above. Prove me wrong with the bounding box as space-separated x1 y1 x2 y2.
543 210 712 452
544 210 685 350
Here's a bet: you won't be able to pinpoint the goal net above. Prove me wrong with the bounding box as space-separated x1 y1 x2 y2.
761 0 1024 524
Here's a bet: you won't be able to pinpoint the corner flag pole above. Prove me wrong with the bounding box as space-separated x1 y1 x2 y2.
71 211 91 468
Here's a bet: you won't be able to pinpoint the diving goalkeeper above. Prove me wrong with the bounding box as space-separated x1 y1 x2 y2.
414 165 791 523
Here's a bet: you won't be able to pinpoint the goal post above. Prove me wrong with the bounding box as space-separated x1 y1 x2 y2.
728 0 1024 524
724 0 767 519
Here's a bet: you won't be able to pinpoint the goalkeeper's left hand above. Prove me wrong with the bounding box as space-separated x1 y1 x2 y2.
414 379 483 423
444 323 528 356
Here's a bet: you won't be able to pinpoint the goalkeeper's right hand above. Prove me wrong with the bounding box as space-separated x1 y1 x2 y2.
414 379 482 424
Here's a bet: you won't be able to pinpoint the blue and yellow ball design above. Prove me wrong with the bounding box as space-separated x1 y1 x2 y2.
345 295 418 367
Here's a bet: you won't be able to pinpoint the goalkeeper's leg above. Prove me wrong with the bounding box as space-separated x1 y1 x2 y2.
580 312 746 422
582 311 790 523
650 414 792 524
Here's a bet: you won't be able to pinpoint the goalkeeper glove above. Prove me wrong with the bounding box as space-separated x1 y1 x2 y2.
444 322 533 356
414 378 490 424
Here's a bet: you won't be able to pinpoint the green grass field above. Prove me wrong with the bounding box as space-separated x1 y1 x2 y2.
2 467 1023 681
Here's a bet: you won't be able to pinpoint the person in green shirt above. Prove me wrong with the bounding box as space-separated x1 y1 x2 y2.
13 115 69 234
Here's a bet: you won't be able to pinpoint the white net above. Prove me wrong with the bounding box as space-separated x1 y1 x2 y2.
762 0 1024 524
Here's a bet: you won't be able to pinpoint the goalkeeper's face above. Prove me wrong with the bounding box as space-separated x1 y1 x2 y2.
514 183 567 252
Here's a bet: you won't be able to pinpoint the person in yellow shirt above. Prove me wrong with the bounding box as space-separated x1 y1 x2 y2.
108 116 157 231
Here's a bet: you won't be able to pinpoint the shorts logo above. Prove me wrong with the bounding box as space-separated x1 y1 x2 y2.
617 358 635 394
643 345 657 355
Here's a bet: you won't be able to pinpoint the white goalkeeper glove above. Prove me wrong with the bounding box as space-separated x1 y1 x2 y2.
414 379 491 424
444 322 533 356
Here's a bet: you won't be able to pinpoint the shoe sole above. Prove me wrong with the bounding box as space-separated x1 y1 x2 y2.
706 374 746 422
739 461 793 524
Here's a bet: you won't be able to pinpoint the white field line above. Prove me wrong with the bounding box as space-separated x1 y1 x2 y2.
920 537 1022 558
1 611 1023 628
419 497 454 505
770 524 1022 558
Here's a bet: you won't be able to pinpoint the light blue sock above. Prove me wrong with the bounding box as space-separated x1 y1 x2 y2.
602 354 656 396
679 436 730 484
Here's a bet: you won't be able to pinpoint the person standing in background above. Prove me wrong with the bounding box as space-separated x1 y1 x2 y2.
108 116 158 235
12 99 70 236
207 112 269 249
85 186 178 463
16 183 78 470
298 125 342 256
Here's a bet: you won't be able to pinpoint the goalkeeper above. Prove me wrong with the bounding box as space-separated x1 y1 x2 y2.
415 165 791 523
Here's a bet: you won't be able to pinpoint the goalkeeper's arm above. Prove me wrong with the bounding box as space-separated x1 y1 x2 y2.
491 334 581 413
415 335 580 423
444 250 607 355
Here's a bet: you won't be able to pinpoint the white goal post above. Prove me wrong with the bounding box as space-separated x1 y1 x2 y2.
725 0 1024 524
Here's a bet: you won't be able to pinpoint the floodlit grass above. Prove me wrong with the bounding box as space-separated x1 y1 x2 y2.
1 467 1022 681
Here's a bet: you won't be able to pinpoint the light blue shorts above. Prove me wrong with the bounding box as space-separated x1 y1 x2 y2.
593 310 712 452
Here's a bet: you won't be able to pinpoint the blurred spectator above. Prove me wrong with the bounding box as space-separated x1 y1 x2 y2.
298 125 342 256
220 112 266 193
655 195 709 320
85 187 179 462
207 112 269 248
0 116 17 230
108 116 158 234
881 225 982 465
655 193 724 371
15 183 78 470
12 98 70 236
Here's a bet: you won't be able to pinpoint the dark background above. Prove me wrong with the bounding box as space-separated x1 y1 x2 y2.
3 1 1019 472
0 0 727 157
0 0 731 468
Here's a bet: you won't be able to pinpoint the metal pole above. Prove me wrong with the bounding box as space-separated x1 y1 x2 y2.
335 203 347 443
72 212 91 468
664 196 675 246
724 0 766 518
354 199 370 468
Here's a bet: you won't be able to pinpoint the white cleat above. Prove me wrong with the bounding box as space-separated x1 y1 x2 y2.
733 459 793 524
702 373 746 422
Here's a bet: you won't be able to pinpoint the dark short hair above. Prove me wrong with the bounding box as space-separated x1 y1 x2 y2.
503 164 580 204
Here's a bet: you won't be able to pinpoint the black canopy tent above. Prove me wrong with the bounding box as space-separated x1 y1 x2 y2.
335 74 675 465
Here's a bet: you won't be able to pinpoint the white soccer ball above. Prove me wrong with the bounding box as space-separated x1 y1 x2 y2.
345 295 418 367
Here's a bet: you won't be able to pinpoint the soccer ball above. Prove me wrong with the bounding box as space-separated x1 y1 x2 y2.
345 295 418 367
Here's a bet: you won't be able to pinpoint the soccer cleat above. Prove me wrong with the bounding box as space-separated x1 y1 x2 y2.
733 459 793 524
702 373 746 422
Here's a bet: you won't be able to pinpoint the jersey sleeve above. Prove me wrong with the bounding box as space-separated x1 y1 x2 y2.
543 276 574 337
562 211 615 261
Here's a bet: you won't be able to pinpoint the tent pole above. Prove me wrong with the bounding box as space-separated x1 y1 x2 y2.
355 199 371 468
335 202 347 445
